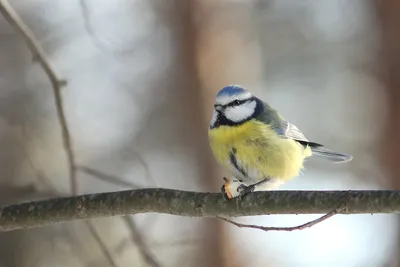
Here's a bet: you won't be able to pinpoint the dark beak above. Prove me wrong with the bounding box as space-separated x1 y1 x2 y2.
214 105 223 112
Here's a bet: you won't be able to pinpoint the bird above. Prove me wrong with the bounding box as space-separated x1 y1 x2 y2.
208 85 353 200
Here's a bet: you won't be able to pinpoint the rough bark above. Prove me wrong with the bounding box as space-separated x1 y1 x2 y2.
0 189 399 232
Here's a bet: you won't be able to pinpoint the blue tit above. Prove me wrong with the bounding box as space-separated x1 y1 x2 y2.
208 85 353 200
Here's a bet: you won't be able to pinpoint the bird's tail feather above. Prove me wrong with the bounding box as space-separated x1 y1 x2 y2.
311 146 353 163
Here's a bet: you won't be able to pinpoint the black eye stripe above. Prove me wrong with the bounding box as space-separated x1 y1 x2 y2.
211 97 262 129
214 97 254 110
226 98 251 107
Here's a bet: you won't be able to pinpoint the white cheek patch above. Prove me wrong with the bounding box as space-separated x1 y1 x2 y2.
224 101 256 123
216 91 252 106
210 109 218 127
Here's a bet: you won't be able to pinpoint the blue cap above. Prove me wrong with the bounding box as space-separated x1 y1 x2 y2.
217 85 247 97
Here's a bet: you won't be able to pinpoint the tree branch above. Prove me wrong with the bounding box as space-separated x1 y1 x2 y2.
0 0 77 195
0 189 399 232
0 0 67 87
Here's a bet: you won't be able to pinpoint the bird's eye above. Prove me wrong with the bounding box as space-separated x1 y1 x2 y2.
233 100 240 105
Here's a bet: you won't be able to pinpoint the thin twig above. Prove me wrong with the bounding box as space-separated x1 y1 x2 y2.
122 216 161 267
0 0 67 87
127 150 157 187
86 221 119 267
20 126 119 267
79 0 113 53
218 209 339 232
78 147 156 189
77 165 140 189
22 154 119 267
0 0 77 195
79 165 159 266
1 3 132 266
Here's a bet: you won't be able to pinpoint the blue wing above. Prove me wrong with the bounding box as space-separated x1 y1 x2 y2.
254 100 351 162
255 101 323 147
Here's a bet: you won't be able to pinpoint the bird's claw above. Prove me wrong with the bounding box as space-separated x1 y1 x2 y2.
237 184 255 200
221 177 245 200
221 177 255 200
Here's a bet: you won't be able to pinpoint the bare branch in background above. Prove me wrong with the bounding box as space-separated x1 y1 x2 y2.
79 166 160 266
77 165 140 189
79 0 151 56
78 149 155 189
122 216 161 267
127 150 157 187
86 221 119 267
22 159 120 267
0 189 399 232
218 209 340 232
0 0 77 195
2 1 165 266
0 0 67 87
0 3 157 264
79 0 117 54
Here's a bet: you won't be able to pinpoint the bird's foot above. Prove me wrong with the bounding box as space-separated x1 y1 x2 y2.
221 177 244 200
237 184 255 200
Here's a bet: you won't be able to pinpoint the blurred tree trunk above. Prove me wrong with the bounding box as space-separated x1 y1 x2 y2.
157 1 223 266
195 2 263 266
375 0 400 265
376 0 400 182
0 21 41 267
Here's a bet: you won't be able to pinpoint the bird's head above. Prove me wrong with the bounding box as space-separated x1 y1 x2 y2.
210 85 261 129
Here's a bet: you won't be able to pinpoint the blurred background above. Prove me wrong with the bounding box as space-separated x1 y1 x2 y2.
0 0 399 266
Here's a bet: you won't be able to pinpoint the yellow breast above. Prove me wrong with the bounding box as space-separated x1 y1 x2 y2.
208 120 310 181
